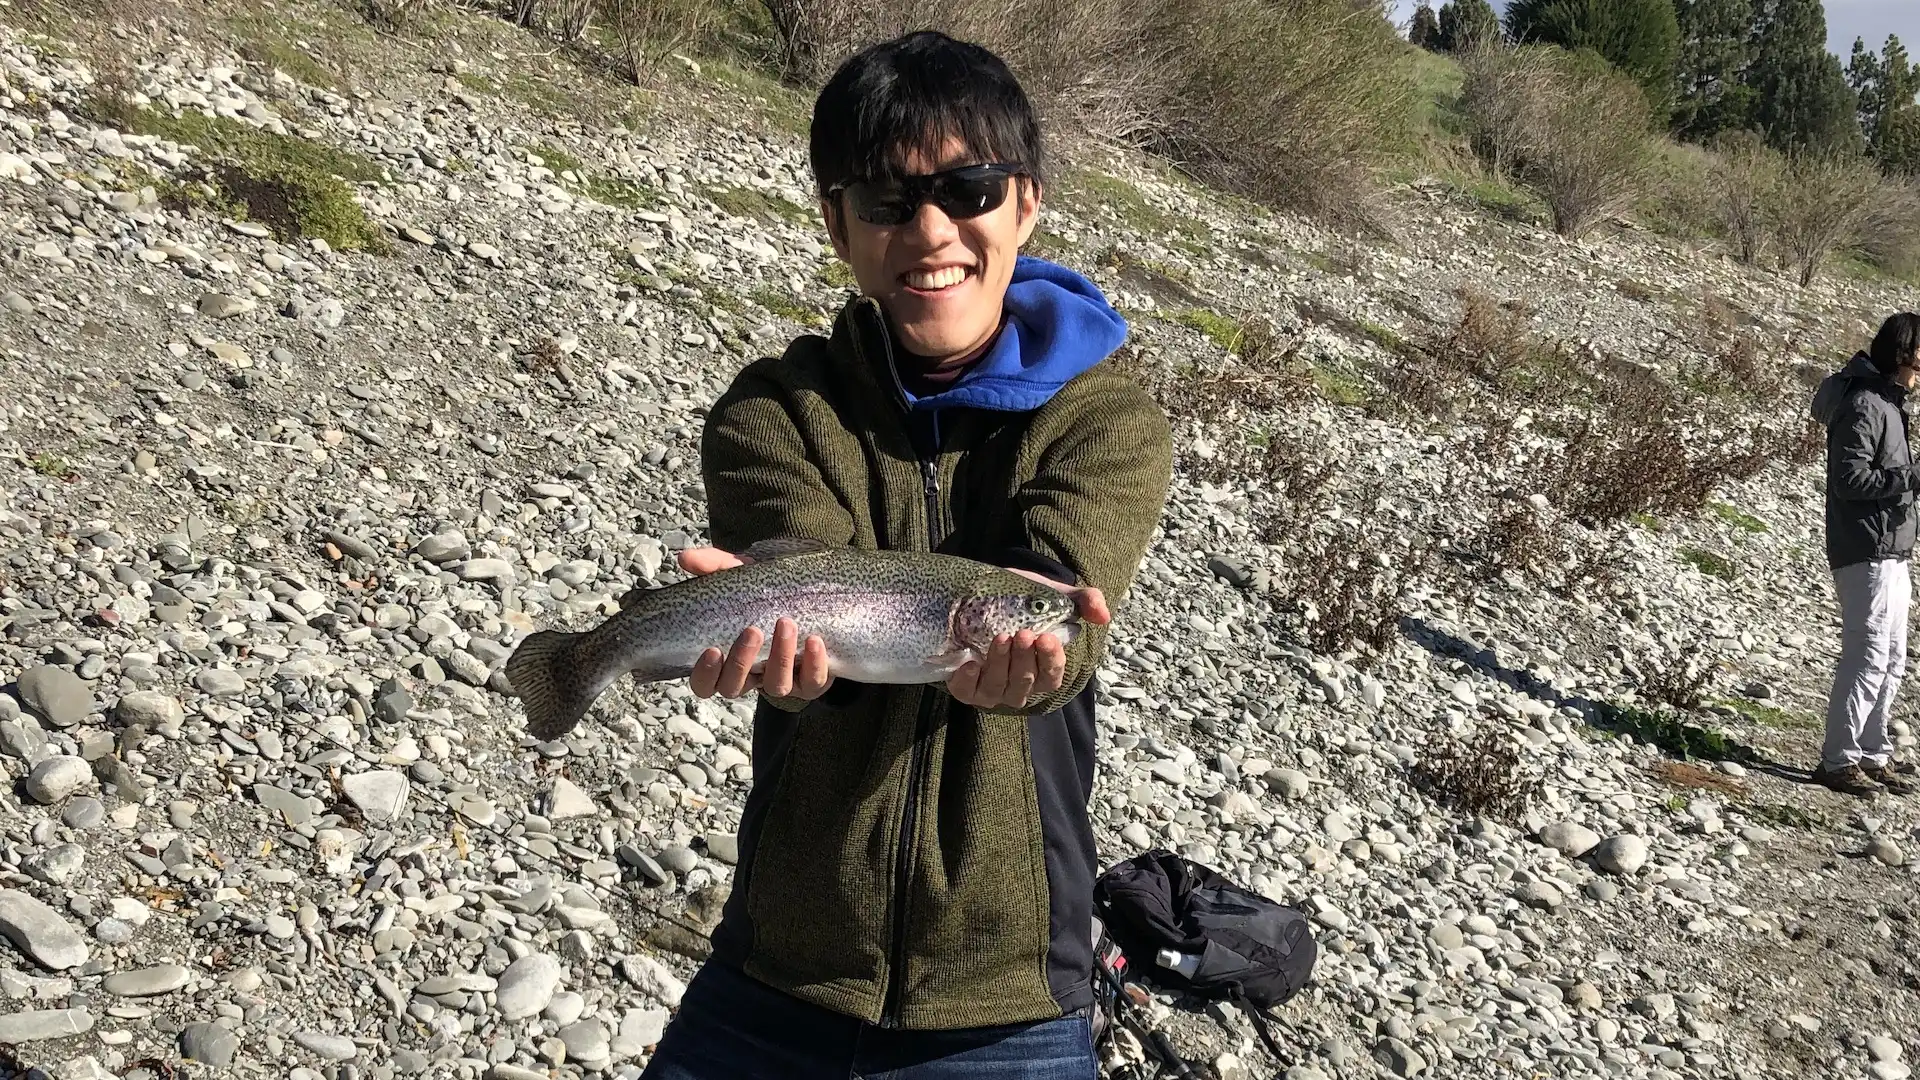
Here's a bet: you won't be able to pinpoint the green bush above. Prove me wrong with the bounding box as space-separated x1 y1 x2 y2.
1504 0 1679 115
1461 45 1658 237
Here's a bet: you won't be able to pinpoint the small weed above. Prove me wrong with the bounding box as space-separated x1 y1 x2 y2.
1748 803 1822 829
1638 641 1721 712
1356 319 1403 351
1592 702 1758 763
236 37 339 90
1412 727 1544 822
1174 308 1245 353
1026 228 1074 259
1709 502 1768 533
30 452 73 478
522 337 566 376
816 261 857 290
750 287 827 328
1629 512 1662 531
1313 364 1372 407
1719 698 1819 730
524 142 585 176
455 71 500 95
1664 792 1688 812
1616 279 1657 303
578 174 659 209
1680 547 1737 581
705 185 812 225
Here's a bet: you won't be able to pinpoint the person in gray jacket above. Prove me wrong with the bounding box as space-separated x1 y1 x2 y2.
1811 312 1920 797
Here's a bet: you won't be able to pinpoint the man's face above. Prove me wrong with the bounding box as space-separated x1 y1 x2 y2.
822 136 1040 369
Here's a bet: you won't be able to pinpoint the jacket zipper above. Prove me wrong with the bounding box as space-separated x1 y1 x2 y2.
863 302 949 1029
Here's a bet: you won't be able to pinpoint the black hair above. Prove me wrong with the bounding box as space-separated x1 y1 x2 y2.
1870 312 1920 374
809 31 1044 197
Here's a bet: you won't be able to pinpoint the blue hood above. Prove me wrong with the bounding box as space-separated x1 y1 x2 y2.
901 255 1128 413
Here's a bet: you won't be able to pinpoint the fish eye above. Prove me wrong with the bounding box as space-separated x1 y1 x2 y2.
1028 598 1046 613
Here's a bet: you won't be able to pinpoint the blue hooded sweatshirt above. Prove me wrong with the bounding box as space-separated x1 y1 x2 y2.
897 255 1129 418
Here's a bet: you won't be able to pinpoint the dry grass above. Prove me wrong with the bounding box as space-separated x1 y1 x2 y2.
1649 759 1747 796
1770 152 1881 288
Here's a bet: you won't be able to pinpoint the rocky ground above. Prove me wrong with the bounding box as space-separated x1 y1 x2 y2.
2 3 1920 1080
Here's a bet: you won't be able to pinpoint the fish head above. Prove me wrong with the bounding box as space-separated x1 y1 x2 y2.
952 587 1080 652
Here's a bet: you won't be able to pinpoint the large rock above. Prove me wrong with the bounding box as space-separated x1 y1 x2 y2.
104 963 191 997
115 691 184 732
548 777 597 820
179 1021 241 1067
341 771 410 824
0 1008 94 1042
610 1006 670 1057
0 889 90 970
16 666 93 727
1538 821 1601 859
1594 835 1649 875
495 953 563 1020
25 755 94 804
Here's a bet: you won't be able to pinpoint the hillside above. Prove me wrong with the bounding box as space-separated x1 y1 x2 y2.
1 3 1919 1080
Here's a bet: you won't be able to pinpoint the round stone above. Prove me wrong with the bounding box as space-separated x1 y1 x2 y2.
496 953 563 1020
25 756 94 804
16 666 93 727
1594 835 1648 875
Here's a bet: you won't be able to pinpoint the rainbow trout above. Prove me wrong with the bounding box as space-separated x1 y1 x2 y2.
505 539 1082 739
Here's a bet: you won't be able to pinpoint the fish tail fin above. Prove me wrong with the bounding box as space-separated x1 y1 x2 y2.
505 629 603 740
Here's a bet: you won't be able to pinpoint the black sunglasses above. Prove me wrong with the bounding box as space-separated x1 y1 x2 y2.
828 163 1026 227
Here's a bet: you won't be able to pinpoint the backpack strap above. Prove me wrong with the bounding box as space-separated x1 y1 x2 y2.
1232 987 1292 1067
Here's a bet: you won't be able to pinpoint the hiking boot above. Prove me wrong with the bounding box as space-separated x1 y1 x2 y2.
1862 763 1918 794
1813 763 1884 798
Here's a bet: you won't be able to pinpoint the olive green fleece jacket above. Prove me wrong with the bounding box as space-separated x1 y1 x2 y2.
699 295 1173 1030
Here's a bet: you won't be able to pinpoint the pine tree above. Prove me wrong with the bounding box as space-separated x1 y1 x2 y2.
1438 0 1501 53
1504 0 1681 113
1850 35 1920 174
1746 0 1863 155
1410 3 1444 51
1673 0 1757 140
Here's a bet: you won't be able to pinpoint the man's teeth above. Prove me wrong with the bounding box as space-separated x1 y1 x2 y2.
906 267 968 290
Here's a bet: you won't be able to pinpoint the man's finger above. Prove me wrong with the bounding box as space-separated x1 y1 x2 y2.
796 635 833 698
974 635 1013 702
690 646 726 698
679 547 748 576
762 619 799 698
1073 586 1111 625
1004 631 1040 707
1033 634 1067 694
948 660 982 703
717 626 764 698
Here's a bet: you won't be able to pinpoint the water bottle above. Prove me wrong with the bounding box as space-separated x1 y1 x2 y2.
1155 947 1201 979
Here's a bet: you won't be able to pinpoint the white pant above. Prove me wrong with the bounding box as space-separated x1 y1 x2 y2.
1825 559 1911 769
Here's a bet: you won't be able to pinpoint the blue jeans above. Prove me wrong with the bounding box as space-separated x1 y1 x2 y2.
639 962 1098 1080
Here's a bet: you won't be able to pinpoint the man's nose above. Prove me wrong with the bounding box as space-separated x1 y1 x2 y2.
903 198 960 245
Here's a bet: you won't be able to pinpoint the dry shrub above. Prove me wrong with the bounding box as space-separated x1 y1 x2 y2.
1710 130 1781 266
1468 503 1566 580
1460 45 1657 238
1637 640 1719 712
603 0 717 81
1768 152 1879 287
757 0 1417 227
1413 727 1544 822
1111 325 1308 427
1263 523 1424 660
1856 174 1920 282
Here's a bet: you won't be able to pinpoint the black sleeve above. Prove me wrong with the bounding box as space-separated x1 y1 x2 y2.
1830 397 1915 502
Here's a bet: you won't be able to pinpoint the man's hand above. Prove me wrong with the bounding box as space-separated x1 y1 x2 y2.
679 547 835 701
946 569 1108 710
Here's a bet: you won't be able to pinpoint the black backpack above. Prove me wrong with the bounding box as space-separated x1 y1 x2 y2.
1094 850 1318 1064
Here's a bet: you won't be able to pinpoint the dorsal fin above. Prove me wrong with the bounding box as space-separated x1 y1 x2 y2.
740 536 836 562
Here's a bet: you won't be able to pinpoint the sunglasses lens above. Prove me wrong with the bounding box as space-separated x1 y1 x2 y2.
932 171 1011 220
845 185 915 226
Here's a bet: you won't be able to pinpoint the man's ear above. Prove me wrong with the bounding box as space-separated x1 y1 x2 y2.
821 198 852 260
1015 177 1042 247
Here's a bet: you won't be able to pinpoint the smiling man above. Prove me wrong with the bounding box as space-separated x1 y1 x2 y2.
637 29 1173 1080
